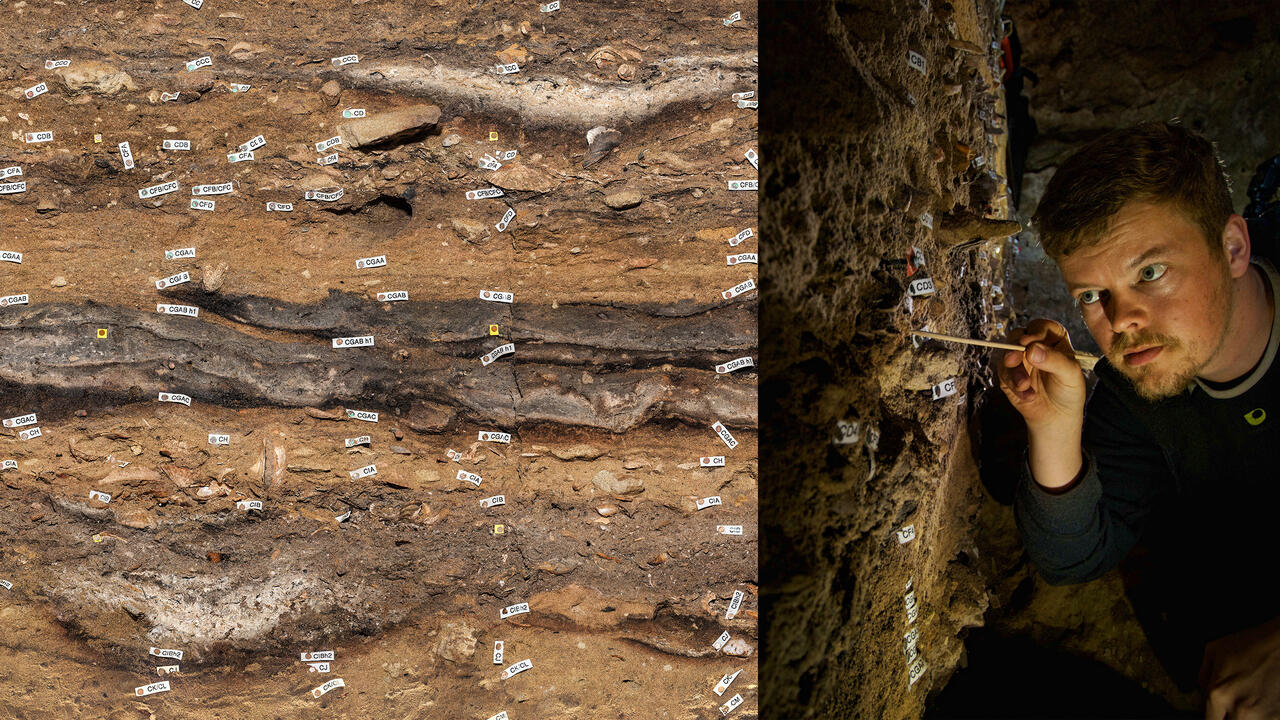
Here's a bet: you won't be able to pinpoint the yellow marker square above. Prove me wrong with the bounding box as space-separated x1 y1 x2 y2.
494 524 505 535
92 534 103 543
93 134 102 143
96 329 108 338
489 131 498 141
489 324 499 335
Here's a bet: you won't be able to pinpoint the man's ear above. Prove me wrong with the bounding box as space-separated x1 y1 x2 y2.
1222 214 1252 278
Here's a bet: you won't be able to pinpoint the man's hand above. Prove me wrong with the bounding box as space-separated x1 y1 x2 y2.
1200 616 1280 720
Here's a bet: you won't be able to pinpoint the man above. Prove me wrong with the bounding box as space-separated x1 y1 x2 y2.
997 121 1280 719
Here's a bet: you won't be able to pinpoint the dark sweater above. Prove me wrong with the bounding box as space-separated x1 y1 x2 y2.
1014 258 1280 687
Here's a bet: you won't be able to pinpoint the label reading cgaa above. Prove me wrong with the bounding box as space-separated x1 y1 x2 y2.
467 187 505 200
165 247 196 260
697 496 722 510
344 436 371 448
0 249 18 261
158 392 192 406
342 108 366 118
356 255 387 269
493 641 504 664
721 279 756 299
347 409 378 422
135 681 170 697
139 181 179 199
331 54 359 66
458 469 483 486
931 378 957 400
495 207 516 232
24 82 48 99
480 344 514 366
0 182 27 195
19 427 41 441
712 421 738 450
500 602 529 619
501 659 532 679
717 525 745 535
726 590 745 619
156 271 191 289
266 202 293 212
349 464 377 480
157 304 199 317
481 495 505 508
700 456 726 467
190 199 215 211
312 678 345 698
186 56 212 71
727 180 757 191
479 431 511 443
25 131 53 143
726 253 758 265
377 291 408 302
716 356 754 373
208 433 230 445
332 336 374 348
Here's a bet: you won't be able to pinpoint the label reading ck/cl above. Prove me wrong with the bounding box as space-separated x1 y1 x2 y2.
311 678 345 698
501 659 532 679
458 469 483 486
712 421 738 450
478 431 511 443
716 356 754 374
356 255 387 269
157 304 199 317
158 392 192 406
332 335 374 348
135 681 170 697
139 181 180 199
700 456 726 467
156 271 191 289
500 602 530 619
721 279 756 300
696 496 722 510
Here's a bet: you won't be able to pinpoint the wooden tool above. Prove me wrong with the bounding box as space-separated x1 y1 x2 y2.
910 329 1100 371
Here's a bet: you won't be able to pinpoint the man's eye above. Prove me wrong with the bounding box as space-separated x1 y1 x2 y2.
1078 290 1101 305
1140 263 1167 282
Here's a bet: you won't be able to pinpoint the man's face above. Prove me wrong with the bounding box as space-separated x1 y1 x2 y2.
1058 201 1233 401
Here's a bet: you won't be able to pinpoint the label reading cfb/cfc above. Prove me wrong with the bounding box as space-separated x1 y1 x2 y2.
931 378 958 401
3 413 36 428
726 589 745 619
0 182 27 195
305 189 344 202
155 271 191 289
478 431 511 443
0 294 30 307
727 180 757 191
721 279 755 300
301 651 335 662
501 659 532 679
344 435 371 448
480 290 513 303
190 198 216 211
717 524 744 535
493 640 504 664
165 247 195 260
347 409 378 422
135 681 170 697
150 647 183 660
728 227 755 246
208 433 230 445
266 202 293 212
311 678 345 698
480 495 505 508
466 187 505 200
500 602 530 619
377 290 408 302
700 456 725 467
139 180 180 199
716 356 754 374
726 253 757 266
349 464 378 480
696 496 722 510
24 82 48 99
458 469 483 486
157 303 199 317
158 392 192 406
480 343 515 366
332 335 374 349
19 427 42 441
342 108 366 119
191 182 233 196
25 131 53 143
356 254 387 269
331 54 359 66
237 499 263 511
712 421 738 450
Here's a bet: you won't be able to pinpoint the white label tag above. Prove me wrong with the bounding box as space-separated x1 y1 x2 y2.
713 631 731 650
723 10 741 25
332 335 374 349
25 131 53 144
495 207 516 232
236 499 263 511
318 153 339 166
715 356 754 373
540 0 560 10
0 251 19 264
744 148 758 169
0 293 30 307
458 469 483 486
495 63 521 75
356 255 387 269
160 91 181 102
3 413 37 428
117 142 134 169
266 202 293 212
344 436 371 448
150 647 183 660
0 167 20 179
833 419 860 445
897 525 917 544
478 431 511 443
920 212 933 229
445 449 461 462
714 669 743 696
479 155 502 171
973 155 986 168
376 290 408 302
301 651 335 662
331 54 359 66
156 665 179 675
135 681 170 697
493 641 504 664
726 253 758 266
720 693 744 715
18 427 42 441
712 421 738 450
908 657 928 687
208 433 230 445
0 460 15 471
700 456 726 467
139 180 179 199
907 277 935 297
905 591 917 612
230 83 251 92
904 625 919 654
480 290 514 303
696 496 722 510
726 589 745 619
307 662 330 673
717 525 745 535
45 59 71 69
501 659 532 679
156 271 191 289
467 187 505 200
721 279 756 300
499 150 518 161
0 182 27 195
735 99 759 109
349 464 378 480
158 392 192 406
336 509 352 521
342 108 366 118
239 135 266 152
315 136 342 152
908 50 927 74
481 343 515 366
480 495 506 508
487 713 510 720
186 55 212 71
0 579 11 589
227 150 254 163
305 189 344 202
731 91 755 101
311 678 345 698
727 180 757 191
157 303 199 317
190 199 215 211
931 378 958 400
191 182 232 196
165 247 196 260
347 409 378 422
24 82 48 100
500 602 530 619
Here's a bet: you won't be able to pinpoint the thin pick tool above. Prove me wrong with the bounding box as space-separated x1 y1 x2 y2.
910 329 1100 371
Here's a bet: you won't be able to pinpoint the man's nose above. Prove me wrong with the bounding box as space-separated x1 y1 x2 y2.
1106 289 1149 334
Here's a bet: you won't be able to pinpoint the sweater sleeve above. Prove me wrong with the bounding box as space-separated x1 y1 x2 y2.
1013 378 1170 585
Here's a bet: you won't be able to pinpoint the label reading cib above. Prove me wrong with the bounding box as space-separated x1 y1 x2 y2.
466 187 505 200
356 255 387 269
332 335 375 348
480 495 505 508
156 271 191 289
0 249 18 261
344 435 371 448
726 253 758 266
713 421 738 449
157 304 199 317
139 181 180 199
18 427 42 441
331 54 359 66
236 499 263 511
458 469 483 486
342 108 366 119
907 277 935 297
3 413 36 428
349 464 377 480
377 291 408 302
25 131 53 143
266 202 293 212
480 290 514 303
135 681 170 697
24 82 48 99
700 456 725 467
727 180 757 191
478 431 511 443
716 356 754 374
208 433 230 445
697 496 722 510
347 409 378 422
0 182 27 195
190 199 215 211
192 183 233 197
158 392 192 406
931 378 958 400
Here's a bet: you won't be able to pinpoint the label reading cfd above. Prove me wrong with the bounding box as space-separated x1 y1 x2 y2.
716 356 754 374
156 271 191 289
158 392 192 406
721 279 756 300
481 495 506 508
697 496 723 511
458 469 483 486
501 659 532 679
208 433 230 445
347 409 378 422
377 291 408 302
726 589 745 619
712 421 738 449
332 335 375 349
481 343 515 366
266 202 293 212
157 304 199 317
478 431 511 443
139 181 180 199
500 602 530 619
700 456 726 467
495 207 516 232
190 199 216 211
356 255 387 269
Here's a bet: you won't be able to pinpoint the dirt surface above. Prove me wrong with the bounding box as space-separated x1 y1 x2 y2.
0 1 757 717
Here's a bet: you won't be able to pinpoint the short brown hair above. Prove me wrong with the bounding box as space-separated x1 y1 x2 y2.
1033 121 1234 260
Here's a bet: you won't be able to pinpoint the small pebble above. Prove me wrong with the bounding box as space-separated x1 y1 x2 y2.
442 134 461 147
51 276 67 287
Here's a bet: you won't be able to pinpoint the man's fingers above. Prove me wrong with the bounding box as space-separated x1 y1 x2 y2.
1023 341 1082 386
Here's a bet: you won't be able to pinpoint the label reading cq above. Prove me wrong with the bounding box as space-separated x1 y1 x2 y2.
726 590 745 619
480 495 505 508
697 496 722 510
716 356 754 374
311 678 345 698
190 199 215 211
135 681 170 697
500 602 529 619
501 659 532 679
478 431 511 443
458 469 483 486
208 433 230 445
356 255 386 269
466 187 504 200
155 271 191 289
332 335 374 349
342 108 366 119
24 82 48 99
376 291 408 302
139 181 180 199
19 427 42 441
700 456 726 467
266 202 293 212
157 303 199 317
480 343 515 366
347 409 378 422
158 392 192 406
712 421 738 450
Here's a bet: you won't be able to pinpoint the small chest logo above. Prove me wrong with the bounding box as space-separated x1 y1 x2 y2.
1245 408 1267 426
